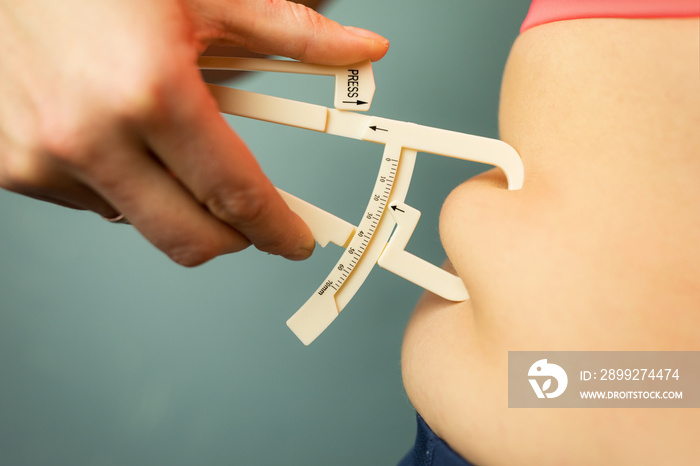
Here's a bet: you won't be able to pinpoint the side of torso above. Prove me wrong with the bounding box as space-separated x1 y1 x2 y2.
401 18 700 466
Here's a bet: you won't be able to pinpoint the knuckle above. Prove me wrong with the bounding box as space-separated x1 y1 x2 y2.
40 125 93 168
105 57 182 127
35 104 102 170
287 2 325 29
0 113 62 192
111 73 167 125
0 147 49 192
36 74 173 170
283 3 325 60
203 184 270 229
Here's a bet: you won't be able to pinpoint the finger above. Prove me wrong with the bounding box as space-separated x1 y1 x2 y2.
0 149 121 217
140 66 315 261
70 134 252 267
199 45 266 84
193 0 389 64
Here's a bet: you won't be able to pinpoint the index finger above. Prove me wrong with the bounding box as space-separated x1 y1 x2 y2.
142 64 316 260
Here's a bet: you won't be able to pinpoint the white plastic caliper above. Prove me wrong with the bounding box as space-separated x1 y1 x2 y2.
200 57 524 345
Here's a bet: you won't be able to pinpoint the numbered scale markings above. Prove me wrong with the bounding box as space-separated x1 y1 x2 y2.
201 57 524 345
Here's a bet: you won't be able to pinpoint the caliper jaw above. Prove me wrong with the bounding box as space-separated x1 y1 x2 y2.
200 57 524 345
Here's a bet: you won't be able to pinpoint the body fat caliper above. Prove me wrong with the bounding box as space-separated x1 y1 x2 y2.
199 57 524 345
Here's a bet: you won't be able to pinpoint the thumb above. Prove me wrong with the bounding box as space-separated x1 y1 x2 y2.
193 0 389 64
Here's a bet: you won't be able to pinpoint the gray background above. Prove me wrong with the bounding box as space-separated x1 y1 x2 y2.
0 1 528 465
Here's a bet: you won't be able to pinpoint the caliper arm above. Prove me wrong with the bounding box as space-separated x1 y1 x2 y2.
201 57 524 345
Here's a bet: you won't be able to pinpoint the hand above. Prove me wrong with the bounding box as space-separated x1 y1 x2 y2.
0 0 388 265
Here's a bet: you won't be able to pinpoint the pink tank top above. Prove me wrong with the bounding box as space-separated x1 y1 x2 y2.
521 0 700 33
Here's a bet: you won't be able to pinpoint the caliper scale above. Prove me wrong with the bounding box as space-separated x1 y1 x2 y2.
200 57 524 345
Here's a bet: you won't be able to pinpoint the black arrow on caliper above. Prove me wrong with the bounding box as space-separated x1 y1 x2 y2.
391 205 405 213
342 100 368 105
369 126 388 132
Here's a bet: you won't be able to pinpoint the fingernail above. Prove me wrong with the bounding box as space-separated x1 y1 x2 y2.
344 26 389 46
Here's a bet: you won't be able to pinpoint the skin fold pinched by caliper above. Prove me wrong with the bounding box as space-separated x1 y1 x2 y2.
199 57 524 345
